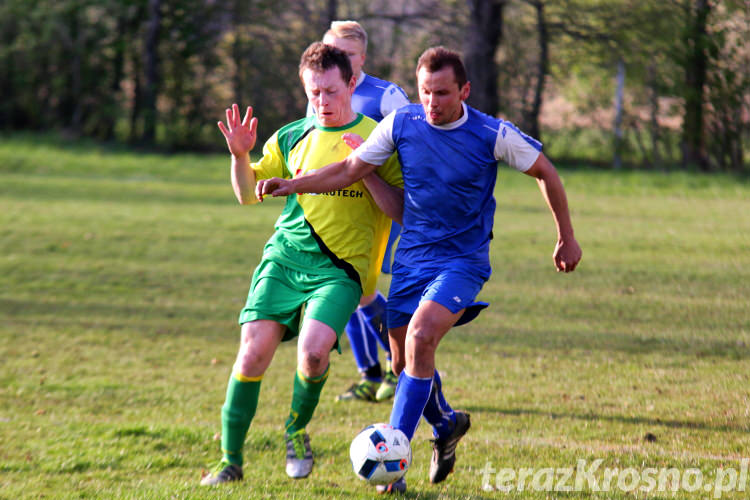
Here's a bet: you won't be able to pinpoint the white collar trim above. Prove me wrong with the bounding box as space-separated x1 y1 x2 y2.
428 102 468 130
355 71 366 88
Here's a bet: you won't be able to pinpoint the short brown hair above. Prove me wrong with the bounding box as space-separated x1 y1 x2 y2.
325 20 368 52
299 41 353 84
416 46 467 89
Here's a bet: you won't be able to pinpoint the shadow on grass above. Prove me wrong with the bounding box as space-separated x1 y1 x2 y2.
463 405 750 434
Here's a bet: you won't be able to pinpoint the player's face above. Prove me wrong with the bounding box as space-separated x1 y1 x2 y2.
417 66 470 126
323 35 366 78
302 66 356 127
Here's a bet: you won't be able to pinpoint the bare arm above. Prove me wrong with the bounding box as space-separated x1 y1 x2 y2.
255 131 402 225
343 132 404 224
524 153 582 272
217 104 259 205
229 153 256 204
255 150 379 201
362 173 404 225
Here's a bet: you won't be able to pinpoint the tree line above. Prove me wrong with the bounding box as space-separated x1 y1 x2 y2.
0 0 747 171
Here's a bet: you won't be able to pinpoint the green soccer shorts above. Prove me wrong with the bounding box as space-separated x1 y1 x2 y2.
238 258 361 352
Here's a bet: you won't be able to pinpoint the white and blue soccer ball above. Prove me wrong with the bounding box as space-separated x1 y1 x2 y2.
349 423 411 485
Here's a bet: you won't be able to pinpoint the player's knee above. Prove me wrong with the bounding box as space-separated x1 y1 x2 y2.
406 329 438 368
300 349 328 377
237 345 269 375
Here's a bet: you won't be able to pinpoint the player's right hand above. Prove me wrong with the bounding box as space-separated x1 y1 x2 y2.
553 237 582 273
218 104 258 157
255 177 294 202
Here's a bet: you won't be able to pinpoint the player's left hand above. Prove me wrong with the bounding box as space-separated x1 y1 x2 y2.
553 237 582 272
341 133 364 150
255 177 294 202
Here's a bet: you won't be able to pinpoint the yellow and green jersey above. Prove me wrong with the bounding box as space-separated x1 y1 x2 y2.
251 113 403 295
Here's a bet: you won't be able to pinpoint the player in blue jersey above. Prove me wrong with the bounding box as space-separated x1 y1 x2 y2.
256 46 582 494
315 21 410 404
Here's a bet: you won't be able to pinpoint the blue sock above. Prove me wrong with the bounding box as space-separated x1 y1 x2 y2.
381 221 401 274
389 371 433 441
359 291 390 353
421 370 456 439
345 309 381 381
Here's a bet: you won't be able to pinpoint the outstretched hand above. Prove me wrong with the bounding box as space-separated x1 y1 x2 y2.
255 177 295 202
553 237 582 273
217 104 258 157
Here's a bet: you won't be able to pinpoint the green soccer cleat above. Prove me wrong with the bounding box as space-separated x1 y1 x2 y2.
200 461 243 485
285 429 313 478
375 370 398 401
336 378 379 402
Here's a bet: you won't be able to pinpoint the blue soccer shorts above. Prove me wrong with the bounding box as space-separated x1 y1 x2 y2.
386 261 489 329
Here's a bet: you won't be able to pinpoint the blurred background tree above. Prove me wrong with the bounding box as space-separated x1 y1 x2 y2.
0 0 747 170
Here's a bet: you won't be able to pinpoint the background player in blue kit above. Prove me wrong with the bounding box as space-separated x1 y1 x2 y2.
313 21 410 403
257 46 583 494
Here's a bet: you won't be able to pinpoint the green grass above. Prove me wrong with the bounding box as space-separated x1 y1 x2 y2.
1 134 749 499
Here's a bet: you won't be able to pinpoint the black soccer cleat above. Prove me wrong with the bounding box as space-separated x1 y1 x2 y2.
429 411 471 484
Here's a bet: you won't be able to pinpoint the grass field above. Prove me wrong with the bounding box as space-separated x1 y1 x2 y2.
1 133 749 499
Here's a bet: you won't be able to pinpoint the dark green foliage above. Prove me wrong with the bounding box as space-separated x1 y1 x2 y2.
0 0 747 169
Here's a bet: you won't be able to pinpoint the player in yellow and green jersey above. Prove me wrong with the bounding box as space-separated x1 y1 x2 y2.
200 42 403 486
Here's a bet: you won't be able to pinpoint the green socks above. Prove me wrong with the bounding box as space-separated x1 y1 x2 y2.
285 365 329 435
221 372 262 466
219 365 329 466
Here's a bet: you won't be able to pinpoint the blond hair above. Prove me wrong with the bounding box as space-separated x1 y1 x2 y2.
325 20 368 52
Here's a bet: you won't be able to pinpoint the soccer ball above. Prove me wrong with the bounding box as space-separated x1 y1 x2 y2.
349 423 411 485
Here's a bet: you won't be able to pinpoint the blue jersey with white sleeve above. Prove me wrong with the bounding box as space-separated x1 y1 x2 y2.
355 102 542 277
351 73 409 121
